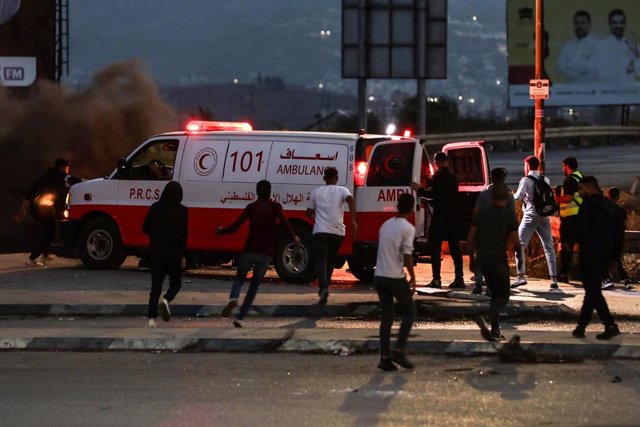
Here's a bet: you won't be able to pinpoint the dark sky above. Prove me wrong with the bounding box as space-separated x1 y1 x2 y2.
65 0 507 111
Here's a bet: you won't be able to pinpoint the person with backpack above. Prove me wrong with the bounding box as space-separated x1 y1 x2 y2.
555 157 583 283
512 156 560 292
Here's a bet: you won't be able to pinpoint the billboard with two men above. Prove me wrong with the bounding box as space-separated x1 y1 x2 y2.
508 0 640 107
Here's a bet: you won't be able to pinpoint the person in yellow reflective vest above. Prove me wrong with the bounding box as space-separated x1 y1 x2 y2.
556 157 583 283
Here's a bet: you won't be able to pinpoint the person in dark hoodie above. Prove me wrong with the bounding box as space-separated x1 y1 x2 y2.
142 181 188 328
14 158 82 266
217 180 298 327
572 176 622 340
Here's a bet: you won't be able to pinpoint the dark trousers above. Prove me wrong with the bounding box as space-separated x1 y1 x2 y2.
479 258 510 332
429 216 463 281
559 216 579 277
577 257 615 328
29 208 56 260
148 248 182 318
229 252 272 320
375 276 416 358
313 233 344 291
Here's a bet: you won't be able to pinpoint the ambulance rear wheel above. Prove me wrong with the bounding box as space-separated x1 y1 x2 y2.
347 258 375 283
78 217 126 269
274 228 315 284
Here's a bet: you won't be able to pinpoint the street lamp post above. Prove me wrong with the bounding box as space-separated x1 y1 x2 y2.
534 0 545 171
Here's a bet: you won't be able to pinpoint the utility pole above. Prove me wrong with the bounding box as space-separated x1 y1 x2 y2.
534 0 545 170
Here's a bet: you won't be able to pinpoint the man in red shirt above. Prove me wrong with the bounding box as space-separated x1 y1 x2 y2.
217 180 298 326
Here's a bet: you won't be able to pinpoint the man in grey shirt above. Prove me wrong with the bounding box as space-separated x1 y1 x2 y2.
512 156 559 292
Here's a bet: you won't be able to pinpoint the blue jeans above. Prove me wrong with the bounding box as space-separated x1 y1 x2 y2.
515 214 557 278
229 252 272 320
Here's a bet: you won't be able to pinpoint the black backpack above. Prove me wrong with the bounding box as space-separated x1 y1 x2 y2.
526 175 558 216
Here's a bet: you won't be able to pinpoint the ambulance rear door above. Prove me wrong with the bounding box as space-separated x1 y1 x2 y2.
442 141 490 240
356 138 417 244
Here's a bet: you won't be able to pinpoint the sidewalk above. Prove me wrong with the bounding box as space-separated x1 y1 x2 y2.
1 253 639 360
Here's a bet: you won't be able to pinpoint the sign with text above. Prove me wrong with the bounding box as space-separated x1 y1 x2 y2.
0 56 36 86
529 79 550 99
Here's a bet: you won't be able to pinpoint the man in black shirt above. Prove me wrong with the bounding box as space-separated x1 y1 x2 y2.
412 151 464 289
14 158 81 266
468 184 522 341
572 176 621 340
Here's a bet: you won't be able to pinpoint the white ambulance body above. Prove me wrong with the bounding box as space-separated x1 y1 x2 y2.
61 121 489 283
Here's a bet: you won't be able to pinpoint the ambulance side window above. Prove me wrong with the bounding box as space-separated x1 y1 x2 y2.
366 143 414 187
446 147 484 185
118 140 179 180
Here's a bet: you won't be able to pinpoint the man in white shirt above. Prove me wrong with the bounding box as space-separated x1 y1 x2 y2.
374 193 416 371
556 10 598 82
306 167 357 305
595 9 640 82
512 156 559 292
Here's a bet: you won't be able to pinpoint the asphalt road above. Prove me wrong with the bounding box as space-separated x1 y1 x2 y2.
1 353 639 427
489 143 640 188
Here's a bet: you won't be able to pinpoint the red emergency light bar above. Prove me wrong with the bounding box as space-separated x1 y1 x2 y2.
186 120 253 132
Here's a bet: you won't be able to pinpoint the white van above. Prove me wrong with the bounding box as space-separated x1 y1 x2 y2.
61 121 490 283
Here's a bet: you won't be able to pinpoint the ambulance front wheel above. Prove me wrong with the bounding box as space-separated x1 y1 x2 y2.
78 217 126 269
274 228 316 284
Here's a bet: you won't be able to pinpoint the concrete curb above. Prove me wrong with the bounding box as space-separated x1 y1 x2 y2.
1 328 640 360
0 301 577 320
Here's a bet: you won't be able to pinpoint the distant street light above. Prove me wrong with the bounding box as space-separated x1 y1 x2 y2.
496 80 501 85
472 16 477 21
457 95 464 101
385 124 396 135
368 96 375 101
233 79 239 84
318 83 324 89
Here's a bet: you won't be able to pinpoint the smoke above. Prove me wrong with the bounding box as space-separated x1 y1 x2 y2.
0 59 177 190
0 60 177 252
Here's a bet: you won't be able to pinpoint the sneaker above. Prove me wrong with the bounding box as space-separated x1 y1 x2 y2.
391 350 414 369
471 284 483 295
549 283 564 294
625 284 634 291
601 280 615 290
377 358 398 372
221 299 238 317
232 317 244 328
596 324 620 340
557 273 569 284
510 276 527 289
426 279 442 289
159 298 171 322
474 315 494 341
448 279 466 289
491 330 506 341
571 326 585 338
25 258 45 267
146 318 157 328
318 289 329 305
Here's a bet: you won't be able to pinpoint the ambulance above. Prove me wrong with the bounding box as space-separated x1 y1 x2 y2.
60 121 490 283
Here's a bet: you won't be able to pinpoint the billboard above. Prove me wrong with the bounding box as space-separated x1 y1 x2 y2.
508 0 640 107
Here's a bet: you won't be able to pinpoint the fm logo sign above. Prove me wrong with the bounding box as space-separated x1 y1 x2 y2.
194 148 218 176
3 67 24 80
